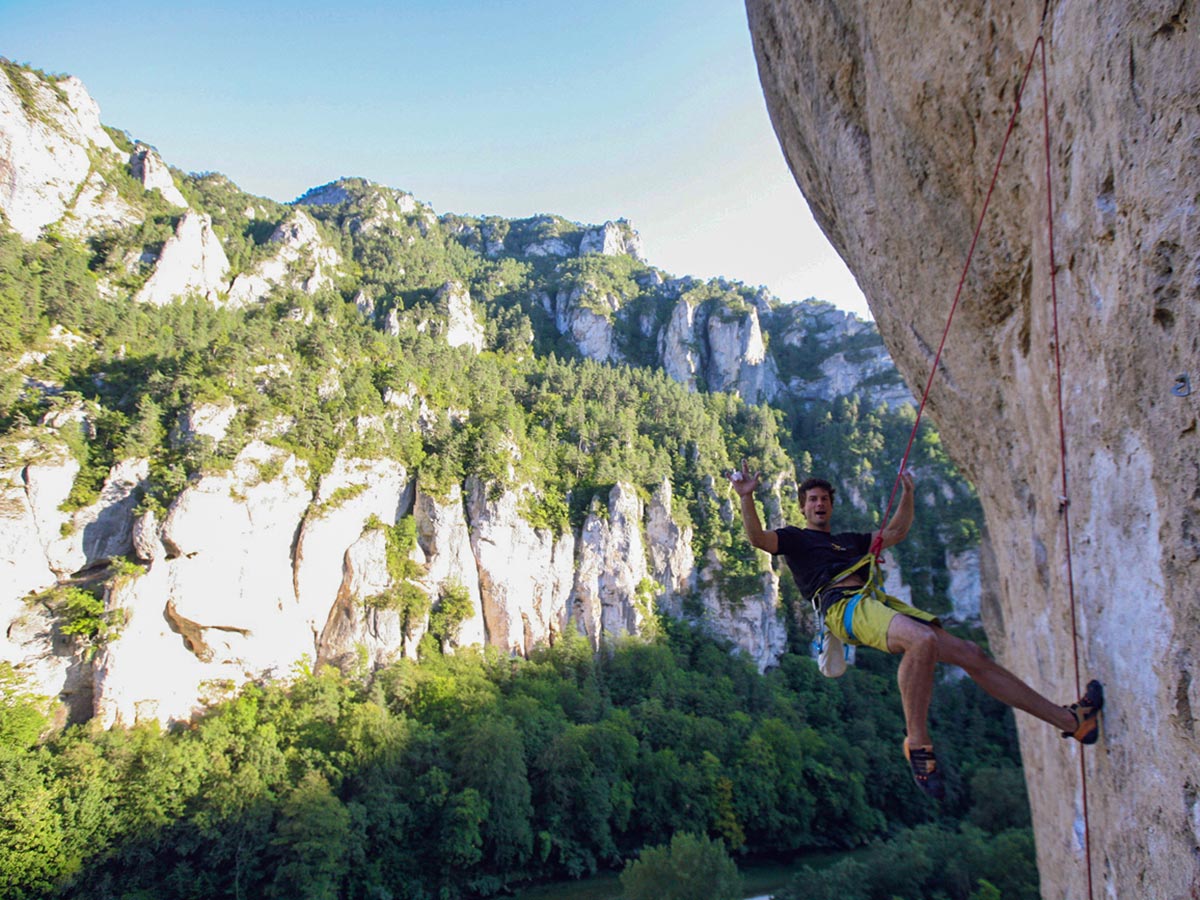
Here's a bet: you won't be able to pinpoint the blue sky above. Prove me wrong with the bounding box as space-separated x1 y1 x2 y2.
0 0 870 318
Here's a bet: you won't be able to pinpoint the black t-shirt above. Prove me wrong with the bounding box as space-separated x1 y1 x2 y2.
773 526 873 599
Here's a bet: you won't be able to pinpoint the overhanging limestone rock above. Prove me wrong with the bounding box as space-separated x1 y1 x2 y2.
746 1 1199 895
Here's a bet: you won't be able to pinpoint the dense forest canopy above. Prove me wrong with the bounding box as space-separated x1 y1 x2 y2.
1 625 1035 900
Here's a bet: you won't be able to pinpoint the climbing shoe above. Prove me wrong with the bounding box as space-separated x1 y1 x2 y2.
904 739 945 800
1062 679 1104 744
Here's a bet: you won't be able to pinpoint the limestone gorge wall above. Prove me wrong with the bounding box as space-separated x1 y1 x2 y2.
2 426 789 727
746 1 1199 896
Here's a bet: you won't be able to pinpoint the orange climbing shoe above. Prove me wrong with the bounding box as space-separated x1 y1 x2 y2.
1062 679 1104 744
904 738 945 800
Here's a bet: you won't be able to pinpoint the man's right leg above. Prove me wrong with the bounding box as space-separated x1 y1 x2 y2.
930 628 1084 735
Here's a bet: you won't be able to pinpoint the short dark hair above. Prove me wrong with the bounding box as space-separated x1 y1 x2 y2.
798 477 835 503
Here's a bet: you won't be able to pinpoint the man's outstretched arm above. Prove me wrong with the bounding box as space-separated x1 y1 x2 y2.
729 459 778 554
875 471 915 550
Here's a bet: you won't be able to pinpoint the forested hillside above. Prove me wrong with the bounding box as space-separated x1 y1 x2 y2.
2 624 1035 900
0 60 1025 900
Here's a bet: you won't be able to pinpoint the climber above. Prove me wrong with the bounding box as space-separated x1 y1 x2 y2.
728 460 1103 799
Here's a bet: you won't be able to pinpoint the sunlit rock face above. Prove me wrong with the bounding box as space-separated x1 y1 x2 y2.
128 143 187 208
411 483 487 650
554 284 621 363
0 71 130 240
658 296 780 404
225 210 341 307
437 282 485 352
466 477 576 655
133 212 230 306
746 1 1200 895
579 220 645 261
572 483 652 647
705 303 778 403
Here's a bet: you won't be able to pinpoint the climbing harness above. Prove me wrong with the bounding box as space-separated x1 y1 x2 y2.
810 553 884 676
866 22 1098 900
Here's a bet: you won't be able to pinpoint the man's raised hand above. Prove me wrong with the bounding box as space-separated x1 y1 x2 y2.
728 459 761 497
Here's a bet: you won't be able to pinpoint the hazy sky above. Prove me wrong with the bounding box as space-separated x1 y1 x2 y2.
1 0 870 318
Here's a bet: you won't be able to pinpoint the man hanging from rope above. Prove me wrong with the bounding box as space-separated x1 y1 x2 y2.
729 461 1103 799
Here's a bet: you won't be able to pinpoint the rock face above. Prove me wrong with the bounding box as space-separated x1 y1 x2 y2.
436 281 485 352
554 284 620 363
225 210 341 306
579 220 646 261
3 425 779 725
133 212 230 306
658 294 781 404
746 1 1200 895
465 477 576 655
705 303 778 402
573 484 651 646
128 143 187 208
0 69 129 240
410 484 487 649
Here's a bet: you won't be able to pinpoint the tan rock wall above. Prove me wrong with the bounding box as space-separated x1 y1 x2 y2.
746 1 1200 896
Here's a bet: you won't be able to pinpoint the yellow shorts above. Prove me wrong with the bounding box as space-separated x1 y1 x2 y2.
823 588 940 653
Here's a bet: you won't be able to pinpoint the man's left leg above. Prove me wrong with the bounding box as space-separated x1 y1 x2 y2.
885 614 944 798
886 614 940 745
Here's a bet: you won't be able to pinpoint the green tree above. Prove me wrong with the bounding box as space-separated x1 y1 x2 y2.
268 770 351 900
0 664 50 750
0 746 65 899
429 580 475 649
619 831 742 900
456 715 534 870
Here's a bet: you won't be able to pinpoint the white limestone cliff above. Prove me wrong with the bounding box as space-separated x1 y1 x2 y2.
0 68 128 240
170 401 239 449
579 220 646 261
2 415 800 725
645 478 696 617
573 484 651 647
522 236 575 257
316 527 409 671
411 483 487 649
133 212 230 306
436 281 485 352
554 284 620 363
128 143 187 208
698 555 788 674
225 210 341 306
659 297 702 391
705 304 779 403
657 296 780 404
294 456 413 632
466 476 576 655
0 439 76 699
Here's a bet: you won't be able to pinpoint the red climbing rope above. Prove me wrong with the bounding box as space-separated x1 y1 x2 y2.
1036 33 1098 900
870 30 1045 557
870 27 1096 900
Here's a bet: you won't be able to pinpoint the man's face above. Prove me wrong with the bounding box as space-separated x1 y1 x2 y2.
803 488 834 530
